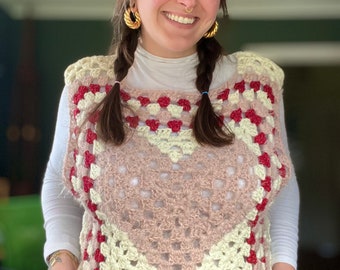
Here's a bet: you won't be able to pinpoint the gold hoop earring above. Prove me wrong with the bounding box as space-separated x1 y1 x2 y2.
124 8 141 30
203 21 218 38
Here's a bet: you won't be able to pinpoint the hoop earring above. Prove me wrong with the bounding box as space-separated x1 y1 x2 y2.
203 21 218 38
124 8 141 30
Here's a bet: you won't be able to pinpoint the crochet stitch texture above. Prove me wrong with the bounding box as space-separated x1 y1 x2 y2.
63 52 291 270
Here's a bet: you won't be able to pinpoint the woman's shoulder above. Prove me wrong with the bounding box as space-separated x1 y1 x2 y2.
64 54 116 86
225 51 284 89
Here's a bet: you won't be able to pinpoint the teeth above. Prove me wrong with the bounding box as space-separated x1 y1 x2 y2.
166 13 195 24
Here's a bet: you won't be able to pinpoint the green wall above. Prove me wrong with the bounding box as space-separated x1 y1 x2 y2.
219 19 340 51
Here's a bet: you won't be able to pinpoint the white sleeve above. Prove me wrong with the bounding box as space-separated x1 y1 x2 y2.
41 86 83 262
269 99 300 269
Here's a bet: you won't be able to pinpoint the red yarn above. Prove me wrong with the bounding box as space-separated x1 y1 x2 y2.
250 81 261 91
120 90 131 102
83 249 89 260
87 200 97 212
279 165 287 178
249 215 259 228
245 109 262 125
97 230 106 243
105 84 112 93
69 166 76 180
89 84 100 94
146 119 160 131
264 85 275 104
126 116 139 128
254 132 267 145
86 129 97 144
83 176 94 193
94 248 105 263
84 151 96 168
230 108 242 123
261 176 272 192
73 108 80 118
167 120 183 132
177 99 191 111
256 198 268 212
157 96 171 108
246 250 258 264
137 96 151 106
73 86 88 105
258 152 271 168
217 88 230 101
86 230 93 241
234 80 246 93
246 231 256 245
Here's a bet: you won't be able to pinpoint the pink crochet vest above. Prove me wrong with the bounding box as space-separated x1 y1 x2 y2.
63 52 292 270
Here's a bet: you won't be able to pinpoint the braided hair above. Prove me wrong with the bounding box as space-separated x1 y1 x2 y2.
96 0 234 146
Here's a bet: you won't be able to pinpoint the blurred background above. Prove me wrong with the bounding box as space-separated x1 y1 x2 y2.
0 0 339 269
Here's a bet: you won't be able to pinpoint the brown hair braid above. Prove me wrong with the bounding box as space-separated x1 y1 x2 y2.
193 38 234 146
95 4 140 144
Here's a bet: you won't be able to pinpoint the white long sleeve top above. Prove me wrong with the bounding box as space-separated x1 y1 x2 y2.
41 45 299 269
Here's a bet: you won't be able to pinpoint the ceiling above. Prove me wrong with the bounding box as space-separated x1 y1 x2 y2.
1 0 340 20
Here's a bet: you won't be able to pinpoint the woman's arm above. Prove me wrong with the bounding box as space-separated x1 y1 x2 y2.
269 99 300 270
270 177 299 269
41 87 83 265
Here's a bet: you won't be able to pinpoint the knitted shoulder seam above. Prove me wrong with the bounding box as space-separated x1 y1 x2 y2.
64 55 116 86
235 51 284 90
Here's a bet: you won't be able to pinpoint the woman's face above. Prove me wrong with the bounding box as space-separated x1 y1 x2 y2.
135 0 220 58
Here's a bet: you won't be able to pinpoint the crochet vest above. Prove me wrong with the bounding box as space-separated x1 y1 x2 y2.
63 52 292 270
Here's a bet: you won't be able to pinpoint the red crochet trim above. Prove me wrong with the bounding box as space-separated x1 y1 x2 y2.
256 198 269 212
258 152 271 168
261 176 272 192
246 250 258 264
217 88 230 101
167 120 183 132
84 150 96 168
230 108 242 123
94 248 105 263
120 89 131 102
146 119 160 132
279 165 287 178
73 86 88 105
137 96 151 107
97 230 106 243
177 99 191 111
89 84 100 94
83 176 94 193
234 80 246 93
246 231 256 245
86 129 97 144
126 116 139 128
245 109 262 126
158 96 171 108
250 81 261 91
264 85 275 104
254 132 267 145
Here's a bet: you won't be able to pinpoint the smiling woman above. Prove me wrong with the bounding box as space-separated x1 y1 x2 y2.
135 0 220 58
41 0 299 270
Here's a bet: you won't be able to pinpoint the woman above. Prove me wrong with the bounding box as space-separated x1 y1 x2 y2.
42 0 299 269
